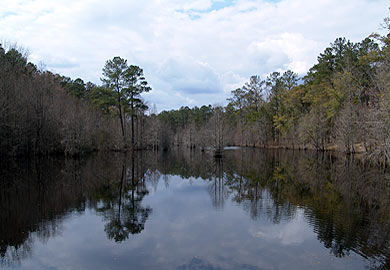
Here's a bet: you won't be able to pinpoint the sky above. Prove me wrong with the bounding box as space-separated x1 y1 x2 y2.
0 0 388 111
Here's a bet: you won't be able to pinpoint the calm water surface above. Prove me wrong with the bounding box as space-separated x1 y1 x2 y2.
1 149 390 270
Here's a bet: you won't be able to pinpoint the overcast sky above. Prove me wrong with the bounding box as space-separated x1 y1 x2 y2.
0 0 388 111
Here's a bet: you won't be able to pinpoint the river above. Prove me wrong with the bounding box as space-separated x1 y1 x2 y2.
1 148 390 270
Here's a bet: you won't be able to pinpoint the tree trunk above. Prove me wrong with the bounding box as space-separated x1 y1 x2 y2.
131 114 135 148
116 87 125 138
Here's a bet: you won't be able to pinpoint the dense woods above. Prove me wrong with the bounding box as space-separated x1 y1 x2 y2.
152 19 390 166
0 48 148 156
2 17 390 166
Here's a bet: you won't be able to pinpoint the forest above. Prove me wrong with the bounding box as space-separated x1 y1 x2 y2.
1 18 390 166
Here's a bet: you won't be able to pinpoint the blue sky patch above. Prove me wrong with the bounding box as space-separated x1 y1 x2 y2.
176 0 282 20
0 11 17 19
209 0 235 11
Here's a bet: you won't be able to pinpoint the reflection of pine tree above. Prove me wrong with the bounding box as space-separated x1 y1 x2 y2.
100 155 152 243
2 148 390 269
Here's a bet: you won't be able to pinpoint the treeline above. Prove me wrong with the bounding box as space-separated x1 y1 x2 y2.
0 45 125 156
0 43 224 156
155 19 390 165
3 17 390 163
0 46 155 156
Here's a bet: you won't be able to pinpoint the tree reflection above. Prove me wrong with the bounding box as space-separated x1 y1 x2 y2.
0 153 154 265
152 148 390 270
97 154 152 242
2 149 390 269
0 157 89 266
208 157 228 210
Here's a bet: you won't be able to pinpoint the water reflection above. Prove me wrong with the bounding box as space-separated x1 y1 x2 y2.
0 158 86 267
0 149 390 269
95 156 152 242
208 158 228 210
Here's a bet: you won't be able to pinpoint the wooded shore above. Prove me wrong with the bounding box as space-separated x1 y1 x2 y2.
2 17 390 168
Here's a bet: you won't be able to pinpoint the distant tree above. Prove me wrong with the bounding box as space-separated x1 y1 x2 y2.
207 105 225 155
266 72 285 142
101 57 129 138
123 65 151 147
101 57 151 146
60 77 89 100
228 88 247 145
281 70 298 90
243 75 265 112
266 72 284 115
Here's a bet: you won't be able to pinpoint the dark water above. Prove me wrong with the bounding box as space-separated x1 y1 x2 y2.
1 149 390 270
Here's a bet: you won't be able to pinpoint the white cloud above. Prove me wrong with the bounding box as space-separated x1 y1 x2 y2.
248 33 321 74
158 57 223 94
0 0 388 110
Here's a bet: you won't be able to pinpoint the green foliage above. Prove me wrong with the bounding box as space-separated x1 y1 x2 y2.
123 64 151 114
61 77 89 99
213 28 389 151
89 86 117 114
158 105 213 131
100 56 151 142
3 48 27 69
242 75 265 112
